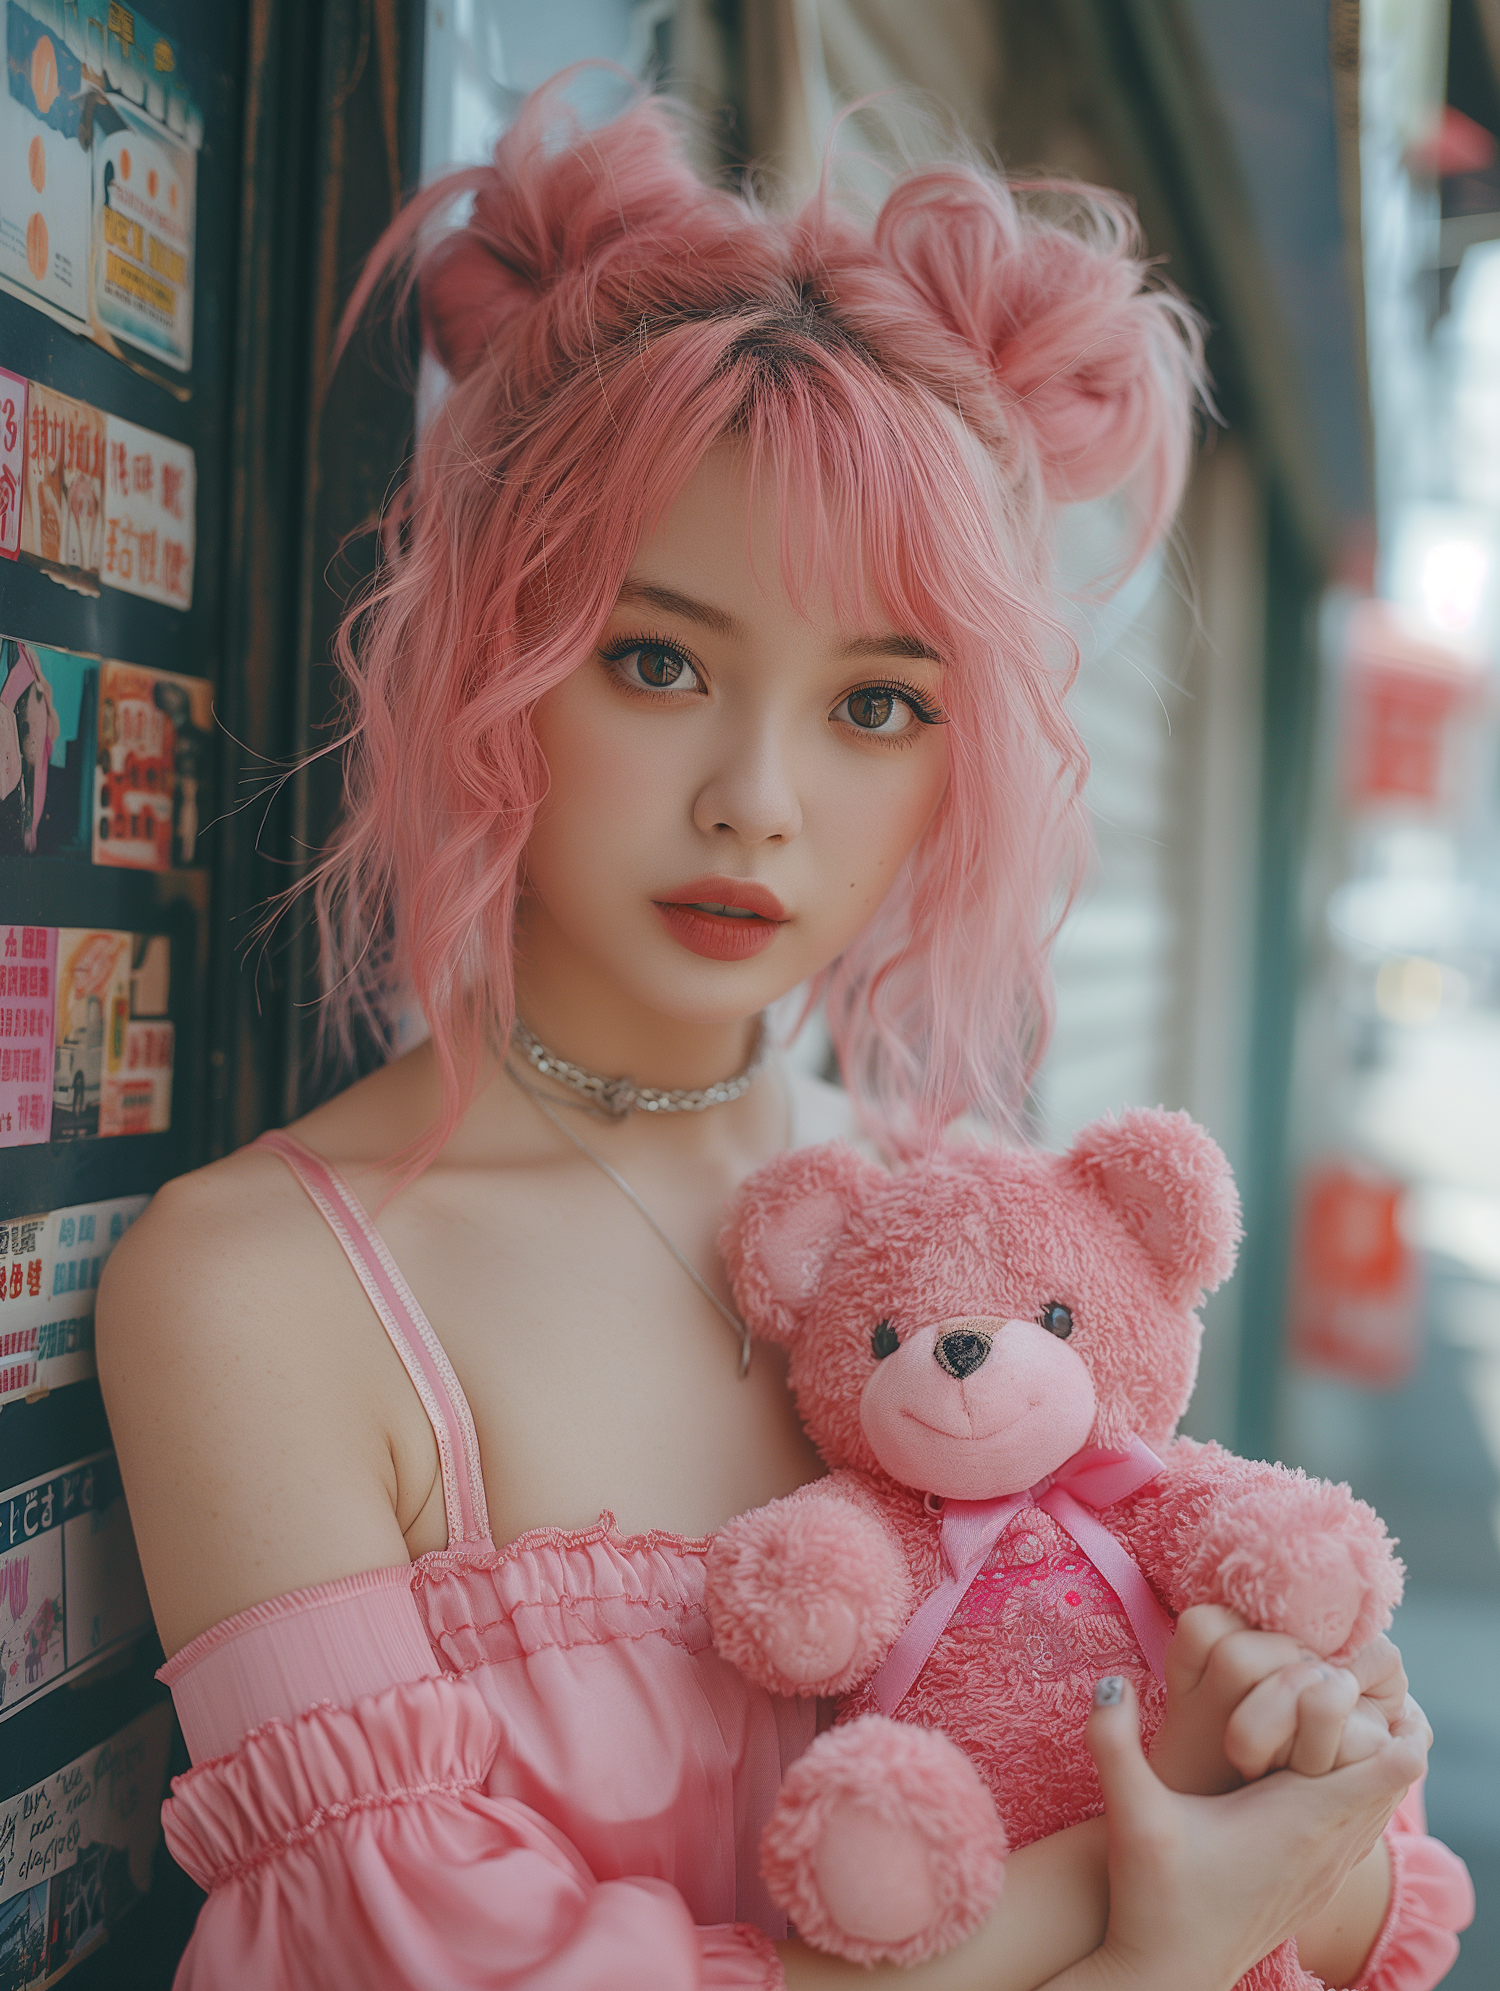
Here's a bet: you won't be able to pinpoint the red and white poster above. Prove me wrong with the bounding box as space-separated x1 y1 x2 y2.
19 380 104 587
102 412 193 609
0 368 26 558
0 1194 148 1406
94 660 211 867
0 925 55 1149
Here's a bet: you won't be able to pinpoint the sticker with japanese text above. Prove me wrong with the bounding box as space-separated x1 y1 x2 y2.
0 370 25 558
0 1701 172 1988
0 1194 147 1404
52 930 169 1141
0 927 55 1149
94 660 209 865
101 413 192 608
20 382 103 590
0 1452 152 1726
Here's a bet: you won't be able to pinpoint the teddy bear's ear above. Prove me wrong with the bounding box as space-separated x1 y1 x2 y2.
720 1141 884 1345
1067 1107 1242 1307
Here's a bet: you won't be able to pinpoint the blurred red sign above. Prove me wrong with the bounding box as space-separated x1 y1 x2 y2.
1288 1162 1420 1387
1343 598 1482 811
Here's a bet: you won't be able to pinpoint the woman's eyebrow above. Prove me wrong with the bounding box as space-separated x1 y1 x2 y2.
841 632 943 665
616 580 741 637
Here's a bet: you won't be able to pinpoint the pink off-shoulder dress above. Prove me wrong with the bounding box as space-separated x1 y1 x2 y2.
155 1118 1473 1991
157 1127 817 1990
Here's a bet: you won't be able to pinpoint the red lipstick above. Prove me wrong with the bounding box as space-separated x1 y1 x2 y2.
654 875 789 961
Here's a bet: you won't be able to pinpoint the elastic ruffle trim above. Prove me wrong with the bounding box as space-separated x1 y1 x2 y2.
413 1513 716 1669
163 1672 499 1889
1353 1825 1475 1991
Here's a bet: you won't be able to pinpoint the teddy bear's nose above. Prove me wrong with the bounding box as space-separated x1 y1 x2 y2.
934 1329 993 1379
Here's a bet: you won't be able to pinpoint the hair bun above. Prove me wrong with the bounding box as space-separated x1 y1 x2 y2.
417 81 731 382
876 172 1203 522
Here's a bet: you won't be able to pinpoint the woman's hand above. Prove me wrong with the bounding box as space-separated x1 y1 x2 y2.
1046 1674 1430 1991
1150 1603 1412 1793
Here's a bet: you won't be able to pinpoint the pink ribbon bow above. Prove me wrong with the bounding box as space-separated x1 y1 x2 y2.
870 1436 1174 1715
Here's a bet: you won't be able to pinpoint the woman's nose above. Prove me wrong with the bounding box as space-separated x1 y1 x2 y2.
692 726 803 844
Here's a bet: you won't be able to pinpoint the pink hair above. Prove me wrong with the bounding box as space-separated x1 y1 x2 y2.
311 80 1205 1166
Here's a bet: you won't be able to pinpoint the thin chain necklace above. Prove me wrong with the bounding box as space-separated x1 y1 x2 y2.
512 1014 768 1120
505 1057 756 1377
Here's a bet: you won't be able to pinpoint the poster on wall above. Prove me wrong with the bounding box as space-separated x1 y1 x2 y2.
101 416 193 607
0 638 97 858
0 1 201 375
0 1192 146 1403
51 929 170 1141
19 382 103 591
94 659 208 863
0 1450 153 1723
0 925 54 1150
0 1700 172 1987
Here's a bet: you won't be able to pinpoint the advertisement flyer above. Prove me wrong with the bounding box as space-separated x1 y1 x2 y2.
0 6 93 331
0 638 97 858
0 1193 147 1404
0 1 201 373
52 929 169 1141
0 1700 172 1988
0 368 24 557
0 925 55 1149
100 414 193 608
19 381 103 589
94 659 208 864
0 1451 152 1724
92 92 195 371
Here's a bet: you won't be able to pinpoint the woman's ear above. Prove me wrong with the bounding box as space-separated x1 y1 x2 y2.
1067 1107 1242 1308
720 1141 883 1346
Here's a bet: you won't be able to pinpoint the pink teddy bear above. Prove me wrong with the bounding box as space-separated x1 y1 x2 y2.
705 1109 1404 1974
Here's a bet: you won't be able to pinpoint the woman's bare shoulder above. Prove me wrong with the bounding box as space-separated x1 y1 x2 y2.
97 1138 415 1655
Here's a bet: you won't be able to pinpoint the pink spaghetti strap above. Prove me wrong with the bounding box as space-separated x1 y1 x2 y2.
256 1130 493 1548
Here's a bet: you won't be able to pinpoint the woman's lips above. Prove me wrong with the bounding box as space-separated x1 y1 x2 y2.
654 876 788 961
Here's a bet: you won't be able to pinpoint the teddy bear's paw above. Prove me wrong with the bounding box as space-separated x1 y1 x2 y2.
761 1715 1006 1966
705 1500 913 1694
1187 1474 1404 1662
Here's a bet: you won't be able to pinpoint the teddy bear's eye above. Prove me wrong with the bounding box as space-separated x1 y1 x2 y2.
871 1318 899 1359
1040 1303 1074 1339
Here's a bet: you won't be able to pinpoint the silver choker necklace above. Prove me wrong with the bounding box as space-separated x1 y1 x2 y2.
512 1015 768 1120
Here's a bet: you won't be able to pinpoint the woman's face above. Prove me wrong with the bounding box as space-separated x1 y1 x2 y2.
524 443 952 1031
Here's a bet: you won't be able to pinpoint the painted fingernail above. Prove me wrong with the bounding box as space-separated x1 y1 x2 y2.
1094 1675 1125 1707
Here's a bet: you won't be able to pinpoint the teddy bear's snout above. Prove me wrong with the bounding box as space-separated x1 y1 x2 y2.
934 1329 993 1379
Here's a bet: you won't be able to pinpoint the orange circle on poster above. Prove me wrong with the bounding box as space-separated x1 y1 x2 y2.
25 211 48 280
30 35 58 116
119 147 131 180
147 167 158 197
27 135 45 191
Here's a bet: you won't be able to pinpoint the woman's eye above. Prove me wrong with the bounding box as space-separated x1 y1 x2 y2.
609 643 701 694
838 687 913 735
834 681 944 737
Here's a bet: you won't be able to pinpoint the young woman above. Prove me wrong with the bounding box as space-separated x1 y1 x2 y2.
97 83 1464 1991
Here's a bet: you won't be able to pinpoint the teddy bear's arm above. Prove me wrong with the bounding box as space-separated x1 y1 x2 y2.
1113 1438 1403 1663
705 1472 917 1697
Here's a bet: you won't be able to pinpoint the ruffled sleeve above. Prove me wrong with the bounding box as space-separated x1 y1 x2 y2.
163 1674 783 1990
1352 1789 1475 1991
